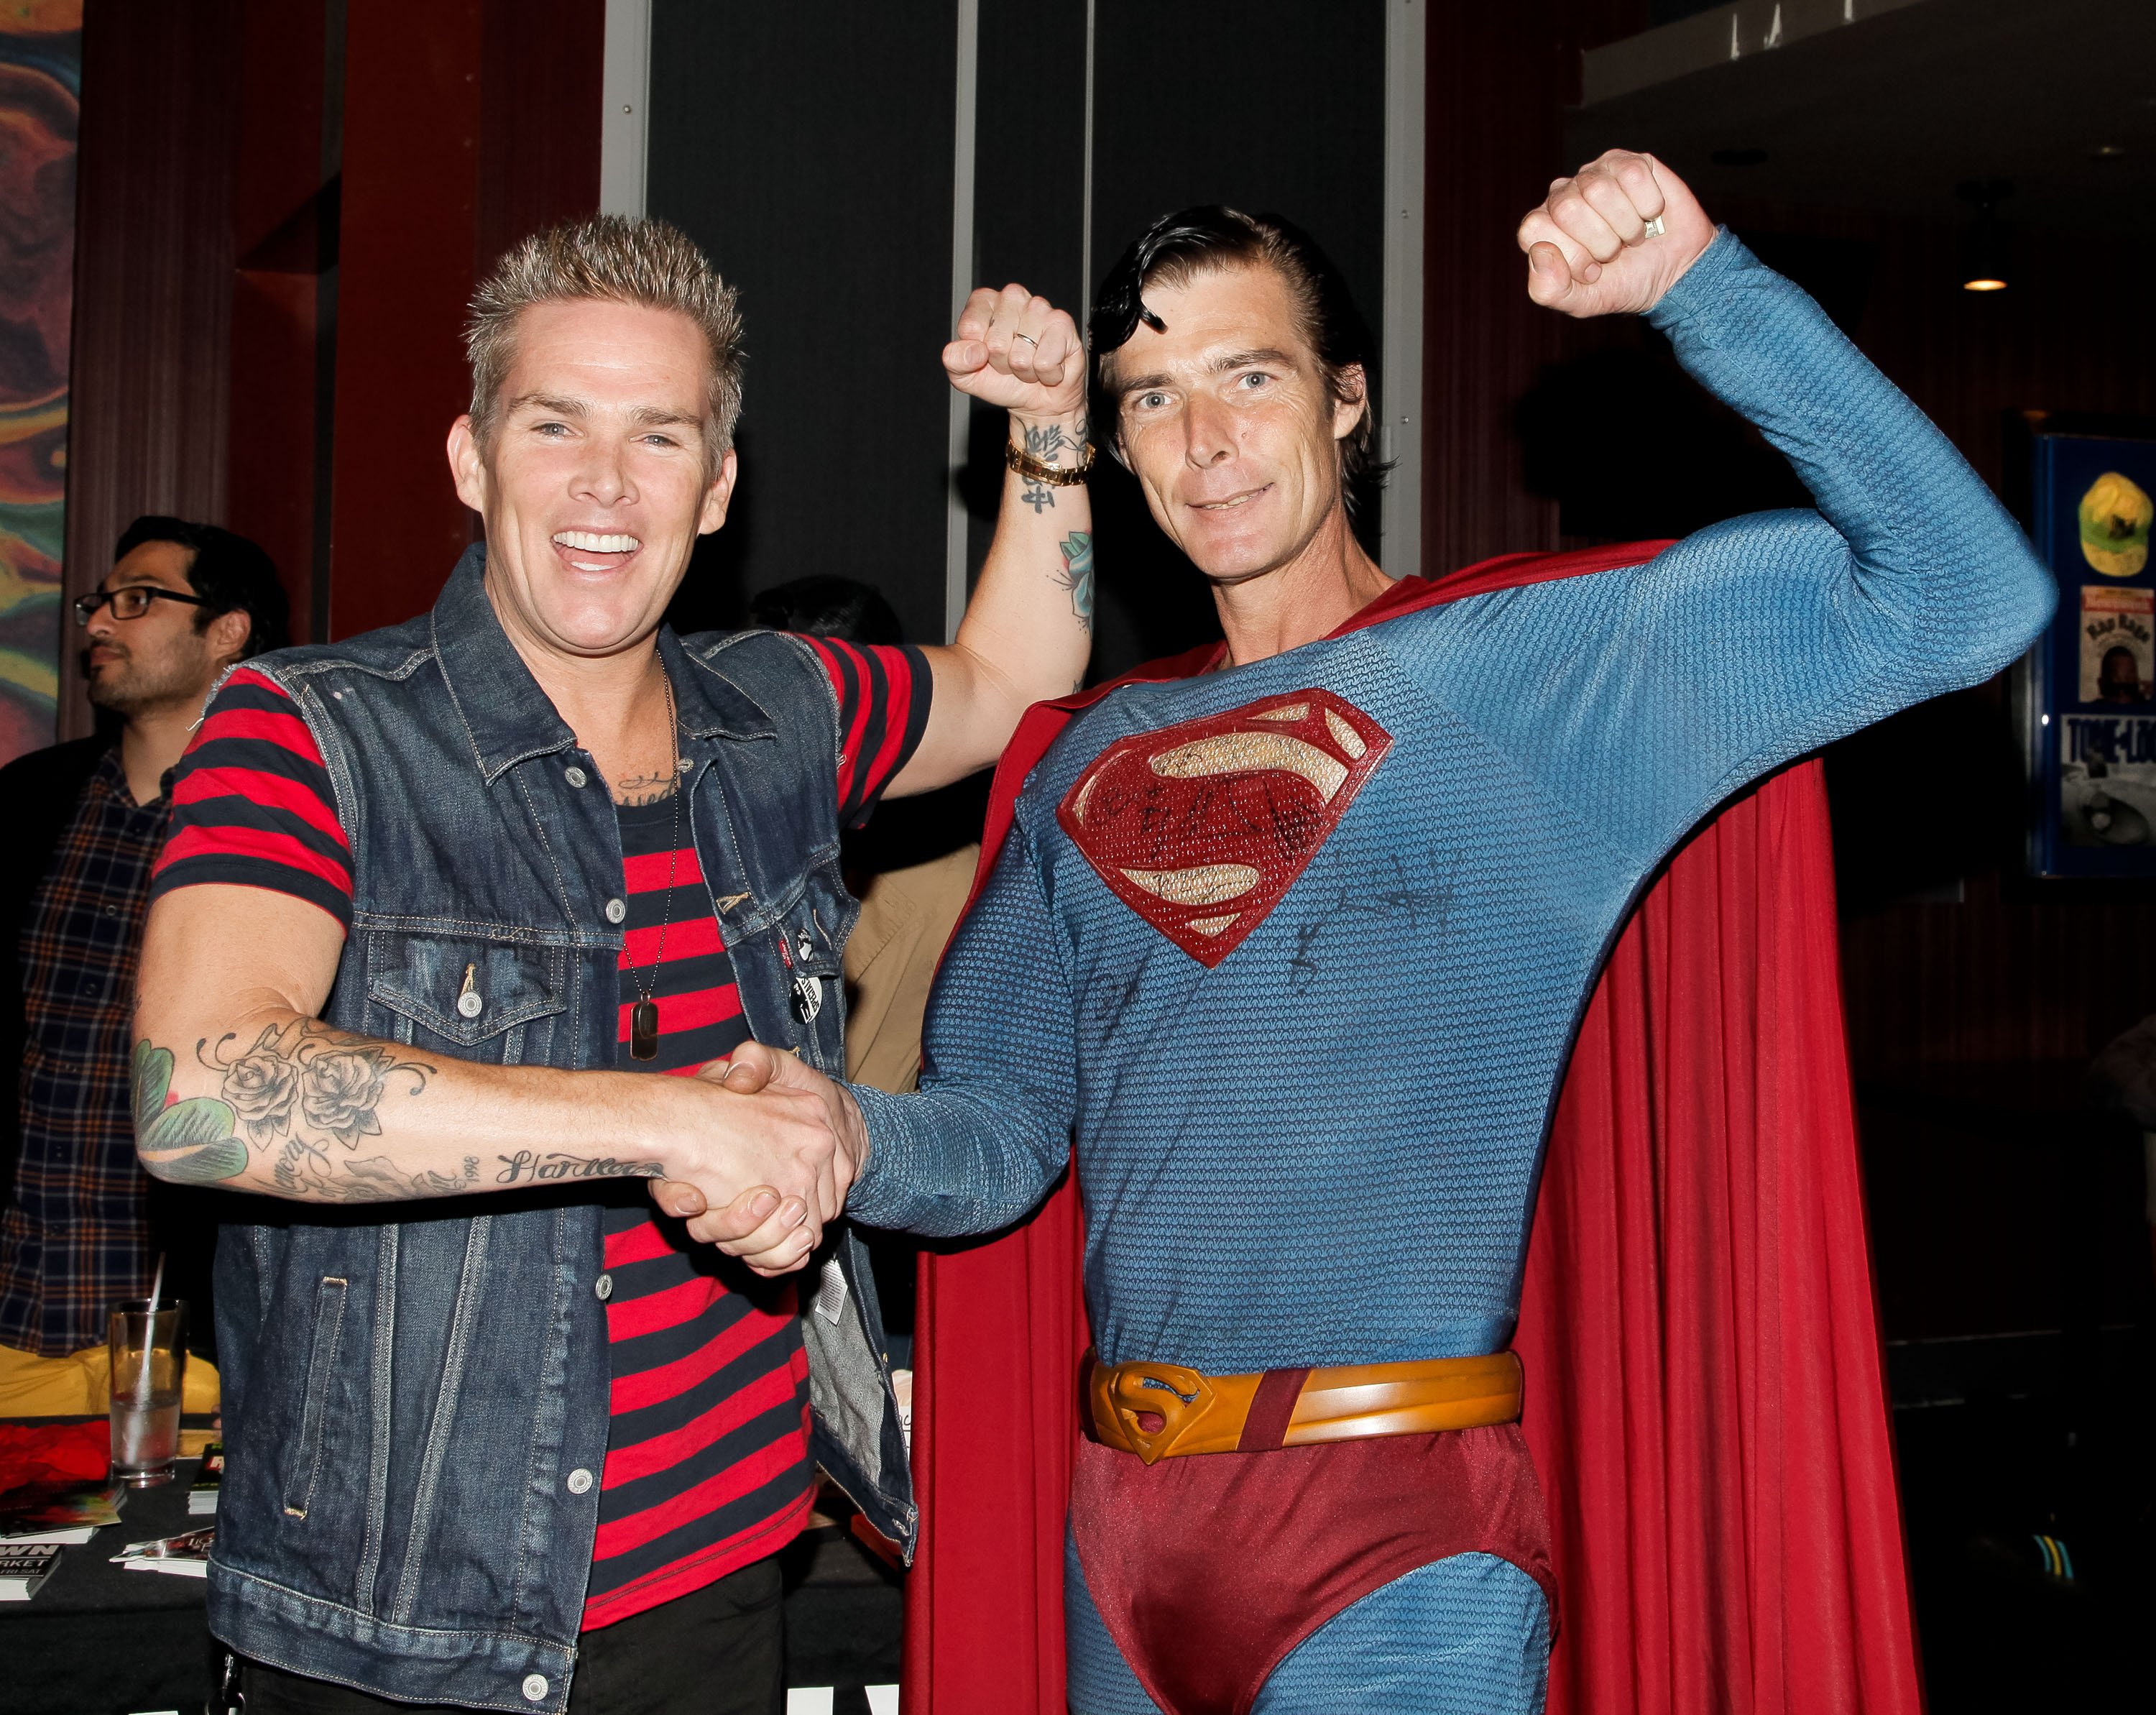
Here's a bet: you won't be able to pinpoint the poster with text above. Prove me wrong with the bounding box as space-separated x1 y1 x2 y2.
2030 434 2156 874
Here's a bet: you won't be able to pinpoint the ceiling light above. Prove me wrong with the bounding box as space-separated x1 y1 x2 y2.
2092 143 2128 160
1955 179 2014 293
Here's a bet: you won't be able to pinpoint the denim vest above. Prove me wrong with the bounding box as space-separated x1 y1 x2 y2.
206 548 913 1711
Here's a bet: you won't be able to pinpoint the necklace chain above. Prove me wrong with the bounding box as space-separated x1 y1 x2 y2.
627 669 681 1014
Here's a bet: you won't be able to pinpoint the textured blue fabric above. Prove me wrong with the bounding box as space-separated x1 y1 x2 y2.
1065 1535 1550 1715
848 231 2053 1382
1065 1532 1168 1715
852 231 2052 1709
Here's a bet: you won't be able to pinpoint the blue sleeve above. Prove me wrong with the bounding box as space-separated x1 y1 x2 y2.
1430 231 2055 864
843 811 1076 1236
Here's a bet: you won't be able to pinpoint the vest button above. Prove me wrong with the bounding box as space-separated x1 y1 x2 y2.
522 1675 548 1702
594 1273 613 1300
566 1467 594 1495
604 898 626 924
456 990 484 1019
564 765 588 788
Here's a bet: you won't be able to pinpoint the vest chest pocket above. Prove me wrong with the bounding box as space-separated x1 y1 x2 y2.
364 932 568 1063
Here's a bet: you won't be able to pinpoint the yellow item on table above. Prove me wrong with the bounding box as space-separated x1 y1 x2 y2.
0 1338 220 1418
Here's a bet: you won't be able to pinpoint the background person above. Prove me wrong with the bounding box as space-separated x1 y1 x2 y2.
0 516 286 1412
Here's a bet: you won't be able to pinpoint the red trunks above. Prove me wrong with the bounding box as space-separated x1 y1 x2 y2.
1069 1422 1556 1715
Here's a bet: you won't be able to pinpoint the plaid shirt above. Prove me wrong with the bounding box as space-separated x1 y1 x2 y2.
0 745 170 1355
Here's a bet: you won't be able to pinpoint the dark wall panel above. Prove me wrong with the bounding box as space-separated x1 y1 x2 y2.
646 1 1390 667
959 1 1092 622
1420 0 1565 581
647 1 960 645
1414 0 1651 576
1084 0 1387 674
476 0 604 270
1087 2 1385 354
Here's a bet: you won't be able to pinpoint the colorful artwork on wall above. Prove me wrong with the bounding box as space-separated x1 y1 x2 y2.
0 0 80 767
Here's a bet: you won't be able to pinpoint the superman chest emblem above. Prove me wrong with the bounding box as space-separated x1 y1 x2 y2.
1056 688 1392 966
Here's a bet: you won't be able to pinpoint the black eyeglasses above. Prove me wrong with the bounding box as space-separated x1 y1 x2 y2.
73 587 211 626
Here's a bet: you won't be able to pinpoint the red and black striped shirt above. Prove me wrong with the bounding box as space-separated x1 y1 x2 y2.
151 639 930 1628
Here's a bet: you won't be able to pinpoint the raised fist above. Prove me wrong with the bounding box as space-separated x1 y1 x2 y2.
944 283 1087 423
1517 150 1715 319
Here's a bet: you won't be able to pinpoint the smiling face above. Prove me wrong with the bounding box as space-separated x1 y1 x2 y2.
448 296 737 665
1105 263 1365 587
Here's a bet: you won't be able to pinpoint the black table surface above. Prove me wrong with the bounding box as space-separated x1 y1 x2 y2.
1 1468 901 1714
4 1458 215 1715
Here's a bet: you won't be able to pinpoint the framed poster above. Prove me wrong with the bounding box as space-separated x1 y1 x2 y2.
2027 432 2156 876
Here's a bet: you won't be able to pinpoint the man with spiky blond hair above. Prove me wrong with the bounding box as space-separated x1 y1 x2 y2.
134 216 1093 1713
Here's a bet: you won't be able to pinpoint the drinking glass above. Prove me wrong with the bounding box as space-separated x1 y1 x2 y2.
108 1298 187 1486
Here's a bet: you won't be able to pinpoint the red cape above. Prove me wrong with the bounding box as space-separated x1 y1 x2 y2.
901 547 1922 1715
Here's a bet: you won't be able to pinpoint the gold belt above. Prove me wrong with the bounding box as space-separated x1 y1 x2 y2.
1085 1350 1524 1466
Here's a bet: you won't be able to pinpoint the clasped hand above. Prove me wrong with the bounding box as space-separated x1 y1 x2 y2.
649 1043 867 1275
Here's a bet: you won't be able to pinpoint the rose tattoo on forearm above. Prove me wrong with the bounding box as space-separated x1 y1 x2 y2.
131 1022 440 1200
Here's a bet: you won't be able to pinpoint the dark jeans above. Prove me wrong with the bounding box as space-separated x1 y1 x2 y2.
237 1558 786 1715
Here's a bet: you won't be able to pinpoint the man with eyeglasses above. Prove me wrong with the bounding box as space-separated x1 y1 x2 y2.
0 516 288 1387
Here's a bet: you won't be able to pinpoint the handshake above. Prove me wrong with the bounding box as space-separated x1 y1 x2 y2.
645 1042 866 1275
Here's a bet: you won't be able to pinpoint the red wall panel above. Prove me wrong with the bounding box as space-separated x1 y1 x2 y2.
226 0 331 640
326 0 486 640
321 0 604 640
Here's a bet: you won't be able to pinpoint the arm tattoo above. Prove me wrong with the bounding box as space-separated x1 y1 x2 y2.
132 1023 441 1201
132 1041 249 1186
304 1154 482 1203
1053 530 1095 633
1018 418 1086 515
495 1149 663 1185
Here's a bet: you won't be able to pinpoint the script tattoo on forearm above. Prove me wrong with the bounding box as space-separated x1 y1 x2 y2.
131 1021 440 1201
495 1149 664 1185
308 1155 482 1203
1054 530 1095 633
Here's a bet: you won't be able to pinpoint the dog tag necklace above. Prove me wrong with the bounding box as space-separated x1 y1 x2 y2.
626 671 681 1062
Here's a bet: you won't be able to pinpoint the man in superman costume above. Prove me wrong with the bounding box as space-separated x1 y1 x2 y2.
687 153 2053 1712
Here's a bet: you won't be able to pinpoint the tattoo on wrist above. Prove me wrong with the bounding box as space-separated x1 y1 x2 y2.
494 1149 663 1185
1054 530 1095 633
1017 416 1088 516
